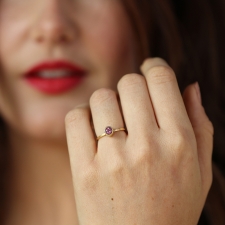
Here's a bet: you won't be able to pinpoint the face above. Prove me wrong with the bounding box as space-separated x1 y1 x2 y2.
0 0 138 141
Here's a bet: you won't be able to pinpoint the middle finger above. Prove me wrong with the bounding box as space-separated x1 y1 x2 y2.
117 73 159 139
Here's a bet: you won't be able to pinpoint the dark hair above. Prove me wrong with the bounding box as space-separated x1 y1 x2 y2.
0 117 8 223
1 0 225 224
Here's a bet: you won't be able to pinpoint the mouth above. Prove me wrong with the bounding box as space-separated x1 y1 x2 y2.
24 60 86 94
35 69 78 79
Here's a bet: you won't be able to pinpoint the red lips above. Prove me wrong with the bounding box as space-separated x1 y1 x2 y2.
24 60 86 94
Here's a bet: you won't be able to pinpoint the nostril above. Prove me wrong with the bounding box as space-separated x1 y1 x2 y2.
59 35 68 43
34 33 71 44
36 36 44 43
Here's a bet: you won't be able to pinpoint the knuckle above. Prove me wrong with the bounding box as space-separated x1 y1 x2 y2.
165 128 191 154
118 73 145 90
147 66 176 85
108 157 125 175
102 153 128 177
171 132 187 150
166 128 195 165
173 132 187 152
133 144 156 165
135 150 151 164
65 108 86 126
129 136 159 166
90 88 116 106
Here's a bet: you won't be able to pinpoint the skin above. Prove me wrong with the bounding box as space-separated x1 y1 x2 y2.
0 0 137 224
66 59 213 224
0 0 213 225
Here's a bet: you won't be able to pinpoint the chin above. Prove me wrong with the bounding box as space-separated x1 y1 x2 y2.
27 120 67 141
4 91 91 142
8 110 68 143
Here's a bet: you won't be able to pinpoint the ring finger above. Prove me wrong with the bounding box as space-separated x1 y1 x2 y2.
90 88 126 151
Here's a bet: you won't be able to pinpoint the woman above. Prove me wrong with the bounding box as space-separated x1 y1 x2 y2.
0 0 224 224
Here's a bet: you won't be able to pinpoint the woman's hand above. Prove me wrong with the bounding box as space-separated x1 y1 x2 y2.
65 58 213 225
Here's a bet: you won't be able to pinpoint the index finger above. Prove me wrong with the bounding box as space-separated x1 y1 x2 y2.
65 104 96 171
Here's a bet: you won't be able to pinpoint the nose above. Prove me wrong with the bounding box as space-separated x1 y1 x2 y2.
31 1 76 45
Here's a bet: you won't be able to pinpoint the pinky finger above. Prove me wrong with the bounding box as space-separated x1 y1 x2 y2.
183 83 214 194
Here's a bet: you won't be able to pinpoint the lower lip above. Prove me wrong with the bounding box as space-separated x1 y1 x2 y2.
25 75 85 94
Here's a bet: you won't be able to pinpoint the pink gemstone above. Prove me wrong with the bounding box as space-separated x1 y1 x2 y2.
105 126 113 135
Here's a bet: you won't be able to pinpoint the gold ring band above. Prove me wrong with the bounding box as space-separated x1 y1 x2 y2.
97 126 126 141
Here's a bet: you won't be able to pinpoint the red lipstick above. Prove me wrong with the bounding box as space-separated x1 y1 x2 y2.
24 60 86 94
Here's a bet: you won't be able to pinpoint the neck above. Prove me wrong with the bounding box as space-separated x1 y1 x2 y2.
5 129 78 225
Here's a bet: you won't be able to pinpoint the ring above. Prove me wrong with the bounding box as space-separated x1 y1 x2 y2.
97 126 126 141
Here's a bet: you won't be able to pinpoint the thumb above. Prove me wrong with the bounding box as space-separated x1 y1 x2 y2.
183 82 214 194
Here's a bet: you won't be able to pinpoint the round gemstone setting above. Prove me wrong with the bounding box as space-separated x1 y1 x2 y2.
105 126 113 136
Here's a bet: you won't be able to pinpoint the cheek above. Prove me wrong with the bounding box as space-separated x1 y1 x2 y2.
0 8 31 81
0 3 29 52
89 20 134 66
80 4 137 76
95 20 130 58
88 21 137 92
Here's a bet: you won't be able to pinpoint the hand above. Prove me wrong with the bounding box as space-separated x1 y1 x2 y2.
65 58 213 225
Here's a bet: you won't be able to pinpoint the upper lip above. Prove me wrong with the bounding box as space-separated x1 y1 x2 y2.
24 60 86 77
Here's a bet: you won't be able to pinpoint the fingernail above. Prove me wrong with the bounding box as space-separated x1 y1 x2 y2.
194 82 202 104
